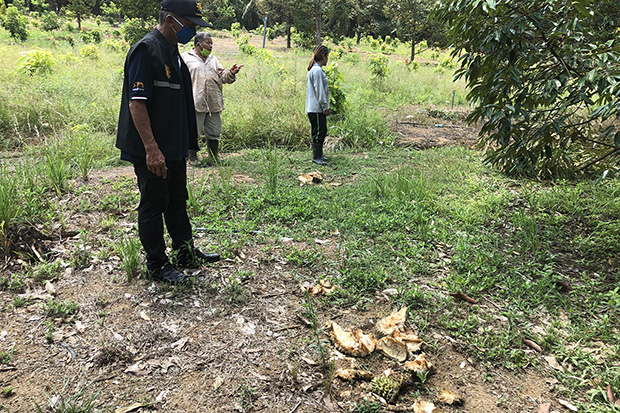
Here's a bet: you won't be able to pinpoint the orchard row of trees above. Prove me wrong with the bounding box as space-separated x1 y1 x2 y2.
0 0 448 60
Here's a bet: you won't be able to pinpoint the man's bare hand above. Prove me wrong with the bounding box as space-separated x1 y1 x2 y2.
230 64 244 75
323 109 330 116
146 147 167 178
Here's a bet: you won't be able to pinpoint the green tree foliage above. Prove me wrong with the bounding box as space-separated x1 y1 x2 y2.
118 0 158 21
30 0 49 13
384 0 436 61
122 17 155 45
100 1 121 26
436 0 620 178
3 6 28 41
41 11 60 32
66 0 95 30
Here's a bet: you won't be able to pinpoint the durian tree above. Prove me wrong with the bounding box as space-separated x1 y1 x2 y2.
435 0 620 178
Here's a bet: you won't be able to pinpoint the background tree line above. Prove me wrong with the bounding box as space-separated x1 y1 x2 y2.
0 0 449 60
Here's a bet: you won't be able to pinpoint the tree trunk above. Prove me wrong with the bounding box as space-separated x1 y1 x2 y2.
286 13 291 48
77 15 82 31
315 0 322 45
410 32 416 62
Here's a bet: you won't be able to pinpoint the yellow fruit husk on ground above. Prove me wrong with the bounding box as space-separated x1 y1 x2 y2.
334 368 373 381
404 353 434 374
328 321 376 357
392 329 425 353
437 389 462 405
413 400 441 413
376 306 408 335
376 336 408 362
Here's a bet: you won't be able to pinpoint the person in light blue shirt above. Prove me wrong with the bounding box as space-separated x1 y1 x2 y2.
305 44 330 165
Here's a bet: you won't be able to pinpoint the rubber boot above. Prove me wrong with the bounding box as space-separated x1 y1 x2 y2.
188 149 198 163
207 139 219 163
312 142 326 165
319 139 328 163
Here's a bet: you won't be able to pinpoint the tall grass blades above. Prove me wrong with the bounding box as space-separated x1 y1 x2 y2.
44 147 73 196
0 165 20 253
118 234 141 281
74 132 96 181
262 141 279 197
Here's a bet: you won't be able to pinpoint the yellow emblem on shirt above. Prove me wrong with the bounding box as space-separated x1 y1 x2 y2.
196 2 202 13
165 64 171 79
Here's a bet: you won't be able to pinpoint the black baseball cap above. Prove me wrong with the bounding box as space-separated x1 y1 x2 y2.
161 0 212 27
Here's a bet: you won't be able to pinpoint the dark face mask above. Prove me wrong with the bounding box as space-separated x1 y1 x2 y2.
172 16 196 44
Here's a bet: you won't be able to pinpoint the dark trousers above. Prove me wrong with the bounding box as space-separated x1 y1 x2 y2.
134 161 192 271
308 113 327 144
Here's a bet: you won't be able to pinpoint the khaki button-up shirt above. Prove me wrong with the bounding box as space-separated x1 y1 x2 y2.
181 50 236 114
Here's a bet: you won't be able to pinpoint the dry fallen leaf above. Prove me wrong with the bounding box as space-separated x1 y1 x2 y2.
376 307 408 335
124 362 150 376
404 353 434 375
607 385 615 404
45 281 56 295
522 337 542 353
558 399 578 411
538 402 551 413
449 292 478 304
376 336 408 362
297 171 323 185
115 402 148 413
437 389 462 405
335 368 373 381
213 376 224 390
170 337 188 349
139 311 151 321
544 356 564 372
328 321 376 357
413 399 442 413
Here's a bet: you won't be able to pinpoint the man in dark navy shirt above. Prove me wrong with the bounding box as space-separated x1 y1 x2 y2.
116 0 219 283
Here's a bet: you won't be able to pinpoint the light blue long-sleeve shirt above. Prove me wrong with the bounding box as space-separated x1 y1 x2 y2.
305 63 329 113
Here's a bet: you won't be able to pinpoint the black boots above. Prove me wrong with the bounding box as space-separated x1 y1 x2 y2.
312 140 326 165
207 139 219 163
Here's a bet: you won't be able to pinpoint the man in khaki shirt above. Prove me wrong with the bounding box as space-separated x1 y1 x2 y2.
182 32 242 163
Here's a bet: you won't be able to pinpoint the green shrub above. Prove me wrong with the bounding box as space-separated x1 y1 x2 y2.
80 44 99 59
79 29 92 43
102 38 124 52
91 29 101 43
368 53 390 81
16 49 55 75
41 12 60 32
3 6 28 41
237 35 256 55
230 22 241 38
324 63 347 114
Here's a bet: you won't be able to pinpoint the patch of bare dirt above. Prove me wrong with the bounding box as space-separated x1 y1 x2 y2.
393 122 479 150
